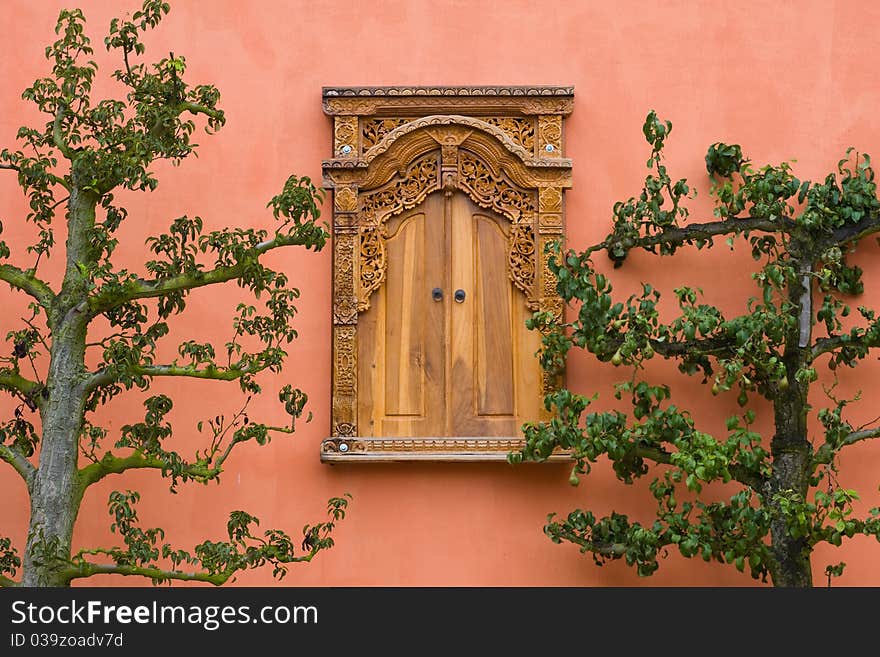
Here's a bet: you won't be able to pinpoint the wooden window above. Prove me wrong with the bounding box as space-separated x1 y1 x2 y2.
321 86 573 462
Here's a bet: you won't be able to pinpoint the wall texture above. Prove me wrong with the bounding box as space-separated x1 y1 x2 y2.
1 0 879 586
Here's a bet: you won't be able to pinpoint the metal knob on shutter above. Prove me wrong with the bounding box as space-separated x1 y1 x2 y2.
454 289 466 303
432 287 443 301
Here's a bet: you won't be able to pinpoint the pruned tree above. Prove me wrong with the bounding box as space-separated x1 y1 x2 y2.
0 1 349 587
516 111 880 587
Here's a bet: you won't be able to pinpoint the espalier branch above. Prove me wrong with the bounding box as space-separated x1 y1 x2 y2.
516 111 880 587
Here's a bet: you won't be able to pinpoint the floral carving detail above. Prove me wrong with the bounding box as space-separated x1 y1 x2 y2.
361 153 440 221
333 325 357 436
538 115 562 156
539 235 564 393
358 227 385 312
484 116 535 151
331 424 357 439
458 151 536 222
521 98 574 115
334 325 356 396
334 186 358 213
362 116 533 164
362 118 411 150
334 116 358 156
320 437 560 459
541 236 563 316
325 99 379 115
333 234 358 324
323 89 575 119
539 213 563 231
323 435 363 450
539 186 562 213
332 326 357 437
509 224 537 304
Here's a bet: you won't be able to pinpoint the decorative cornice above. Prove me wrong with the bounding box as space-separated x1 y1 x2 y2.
323 86 574 98
323 86 575 117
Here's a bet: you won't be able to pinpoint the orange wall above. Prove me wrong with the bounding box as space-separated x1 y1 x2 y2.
1 0 880 586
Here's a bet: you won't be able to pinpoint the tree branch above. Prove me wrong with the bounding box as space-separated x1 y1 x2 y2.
650 336 735 358
591 216 790 257
837 425 880 449
52 103 74 160
812 333 880 360
88 230 320 316
130 363 255 381
550 527 627 557
827 213 880 247
0 444 36 486
85 362 261 393
595 334 736 361
178 101 223 122
78 452 221 490
814 424 880 467
63 562 230 586
0 370 41 399
633 444 766 490
62 550 319 586
78 405 295 489
3 163 70 191
811 336 843 360
0 264 56 307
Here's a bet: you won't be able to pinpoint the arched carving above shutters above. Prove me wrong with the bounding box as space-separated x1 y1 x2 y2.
321 86 573 462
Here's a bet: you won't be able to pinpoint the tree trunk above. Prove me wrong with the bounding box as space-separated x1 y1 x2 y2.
768 257 814 587
768 383 813 587
21 327 87 586
21 185 95 587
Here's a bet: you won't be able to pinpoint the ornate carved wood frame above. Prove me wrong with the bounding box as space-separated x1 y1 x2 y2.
320 86 573 463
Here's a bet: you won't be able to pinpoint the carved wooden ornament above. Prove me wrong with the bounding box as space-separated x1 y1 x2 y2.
321 86 573 462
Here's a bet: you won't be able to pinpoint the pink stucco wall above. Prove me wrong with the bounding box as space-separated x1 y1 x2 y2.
1 0 879 585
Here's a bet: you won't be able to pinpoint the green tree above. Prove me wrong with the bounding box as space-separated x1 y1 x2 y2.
517 111 880 587
0 1 349 587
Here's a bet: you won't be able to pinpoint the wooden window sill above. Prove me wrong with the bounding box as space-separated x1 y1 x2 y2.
320 437 570 463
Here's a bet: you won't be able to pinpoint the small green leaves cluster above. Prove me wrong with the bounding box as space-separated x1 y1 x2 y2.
268 174 326 230
545 486 773 580
0 537 22 582
519 380 773 580
68 491 351 585
539 241 793 405
113 395 187 488
710 154 800 222
774 487 880 550
0 308 48 411
107 490 166 566
608 111 691 264
0 145 61 268
799 150 879 233
0 409 40 458
816 305 880 370
101 390 308 492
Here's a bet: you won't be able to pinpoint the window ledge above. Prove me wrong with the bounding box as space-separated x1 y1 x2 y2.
320 437 570 463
